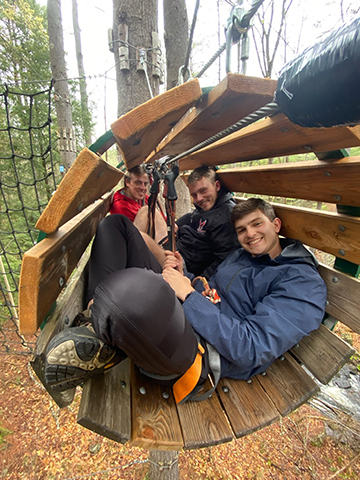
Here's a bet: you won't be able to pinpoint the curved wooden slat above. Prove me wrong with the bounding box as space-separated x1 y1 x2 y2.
111 79 202 170
319 264 360 333
178 113 360 171
146 73 277 162
36 148 122 234
217 157 360 207
19 193 112 334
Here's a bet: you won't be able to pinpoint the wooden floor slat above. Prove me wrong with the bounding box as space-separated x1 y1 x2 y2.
176 380 234 450
130 365 184 450
178 113 360 171
257 353 319 416
146 73 277 163
217 377 279 438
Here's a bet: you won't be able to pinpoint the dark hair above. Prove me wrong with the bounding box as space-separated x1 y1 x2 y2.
231 198 277 224
124 165 148 184
187 165 217 186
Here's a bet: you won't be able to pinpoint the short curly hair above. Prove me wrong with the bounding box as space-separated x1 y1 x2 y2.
231 198 277 225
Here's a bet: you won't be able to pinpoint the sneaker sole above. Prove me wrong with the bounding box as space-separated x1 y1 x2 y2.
45 328 118 391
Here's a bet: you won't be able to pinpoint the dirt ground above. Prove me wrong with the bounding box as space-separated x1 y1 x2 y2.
1 324 359 480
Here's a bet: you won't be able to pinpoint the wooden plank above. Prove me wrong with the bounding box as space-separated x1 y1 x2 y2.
319 264 360 333
30 248 90 408
217 376 279 438
146 74 277 163
130 364 184 450
77 359 131 444
176 380 234 449
111 79 202 170
19 193 112 334
290 324 355 384
178 113 360 171
36 148 123 234
216 157 360 207
235 198 360 265
256 353 319 416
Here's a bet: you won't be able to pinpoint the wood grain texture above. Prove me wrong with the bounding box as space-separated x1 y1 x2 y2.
35 148 122 234
217 157 360 207
30 249 90 408
78 359 131 444
176 380 234 449
19 193 111 334
146 73 277 162
318 264 360 334
217 376 279 438
178 113 360 171
256 353 319 416
235 198 360 265
290 324 355 384
130 364 183 450
111 79 202 170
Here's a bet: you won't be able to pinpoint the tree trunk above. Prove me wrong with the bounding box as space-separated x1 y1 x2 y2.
163 0 191 218
72 0 92 146
47 0 76 170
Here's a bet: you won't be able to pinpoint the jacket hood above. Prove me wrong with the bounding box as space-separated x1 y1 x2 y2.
194 187 235 212
277 237 319 268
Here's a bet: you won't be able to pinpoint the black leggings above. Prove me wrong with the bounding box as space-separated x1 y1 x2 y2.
87 215 198 379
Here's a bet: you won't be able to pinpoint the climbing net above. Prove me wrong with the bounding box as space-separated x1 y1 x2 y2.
0 82 59 354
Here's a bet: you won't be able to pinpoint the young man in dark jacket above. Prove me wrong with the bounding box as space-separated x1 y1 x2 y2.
44 198 327 404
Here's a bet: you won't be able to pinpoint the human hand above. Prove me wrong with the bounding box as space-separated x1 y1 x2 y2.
163 250 184 273
162 267 194 301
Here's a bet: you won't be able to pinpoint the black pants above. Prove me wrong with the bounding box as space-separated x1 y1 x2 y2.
87 215 199 379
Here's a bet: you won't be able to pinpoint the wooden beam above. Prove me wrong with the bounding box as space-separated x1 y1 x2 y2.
178 113 360 171
146 73 277 163
319 264 360 334
235 198 360 265
290 324 355 384
217 157 360 207
19 193 112 334
111 79 202 170
36 148 123 234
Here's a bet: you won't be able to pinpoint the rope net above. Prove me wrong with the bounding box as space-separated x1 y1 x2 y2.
0 81 60 355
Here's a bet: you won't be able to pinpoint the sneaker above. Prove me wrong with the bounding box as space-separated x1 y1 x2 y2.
45 326 124 391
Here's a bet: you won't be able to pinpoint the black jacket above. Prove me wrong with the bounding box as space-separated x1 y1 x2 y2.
176 188 239 278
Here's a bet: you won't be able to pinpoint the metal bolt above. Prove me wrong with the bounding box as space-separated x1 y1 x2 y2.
222 386 229 393
59 277 64 287
334 195 342 202
247 379 252 384
97 171 104 178
64 316 70 325
279 355 285 361
261 371 267 376
294 343 300 348
338 225 346 232
338 249 346 256
325 300 330 306
121 381 126 388
323 171 331 177
162 392 169 399
280 127 289 133
61 245 66 254
139 386 146 395
303 145 312 151
77 202 83 212
332 276 339 283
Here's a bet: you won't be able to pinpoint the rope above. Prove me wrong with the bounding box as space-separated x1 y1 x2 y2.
166 101 280 165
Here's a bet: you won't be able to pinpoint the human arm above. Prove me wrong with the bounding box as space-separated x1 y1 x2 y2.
182 266 327 379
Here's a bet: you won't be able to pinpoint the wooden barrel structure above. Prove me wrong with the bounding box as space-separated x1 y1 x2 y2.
19 74 360 450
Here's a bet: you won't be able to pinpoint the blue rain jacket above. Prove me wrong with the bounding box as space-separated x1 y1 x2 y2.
183 238 327 379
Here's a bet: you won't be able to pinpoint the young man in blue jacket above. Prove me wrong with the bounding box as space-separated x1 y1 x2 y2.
45 198 327 403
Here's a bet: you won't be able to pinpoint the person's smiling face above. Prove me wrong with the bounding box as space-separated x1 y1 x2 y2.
234 209 282 259
125 173 148 201
188 177 220 211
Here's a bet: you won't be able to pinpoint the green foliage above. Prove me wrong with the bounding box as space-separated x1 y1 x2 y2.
0 423 12 445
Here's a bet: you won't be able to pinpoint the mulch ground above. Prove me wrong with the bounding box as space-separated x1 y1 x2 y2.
1 324 359 480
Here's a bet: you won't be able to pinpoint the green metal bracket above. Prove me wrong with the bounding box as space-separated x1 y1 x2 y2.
89 129 116 155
